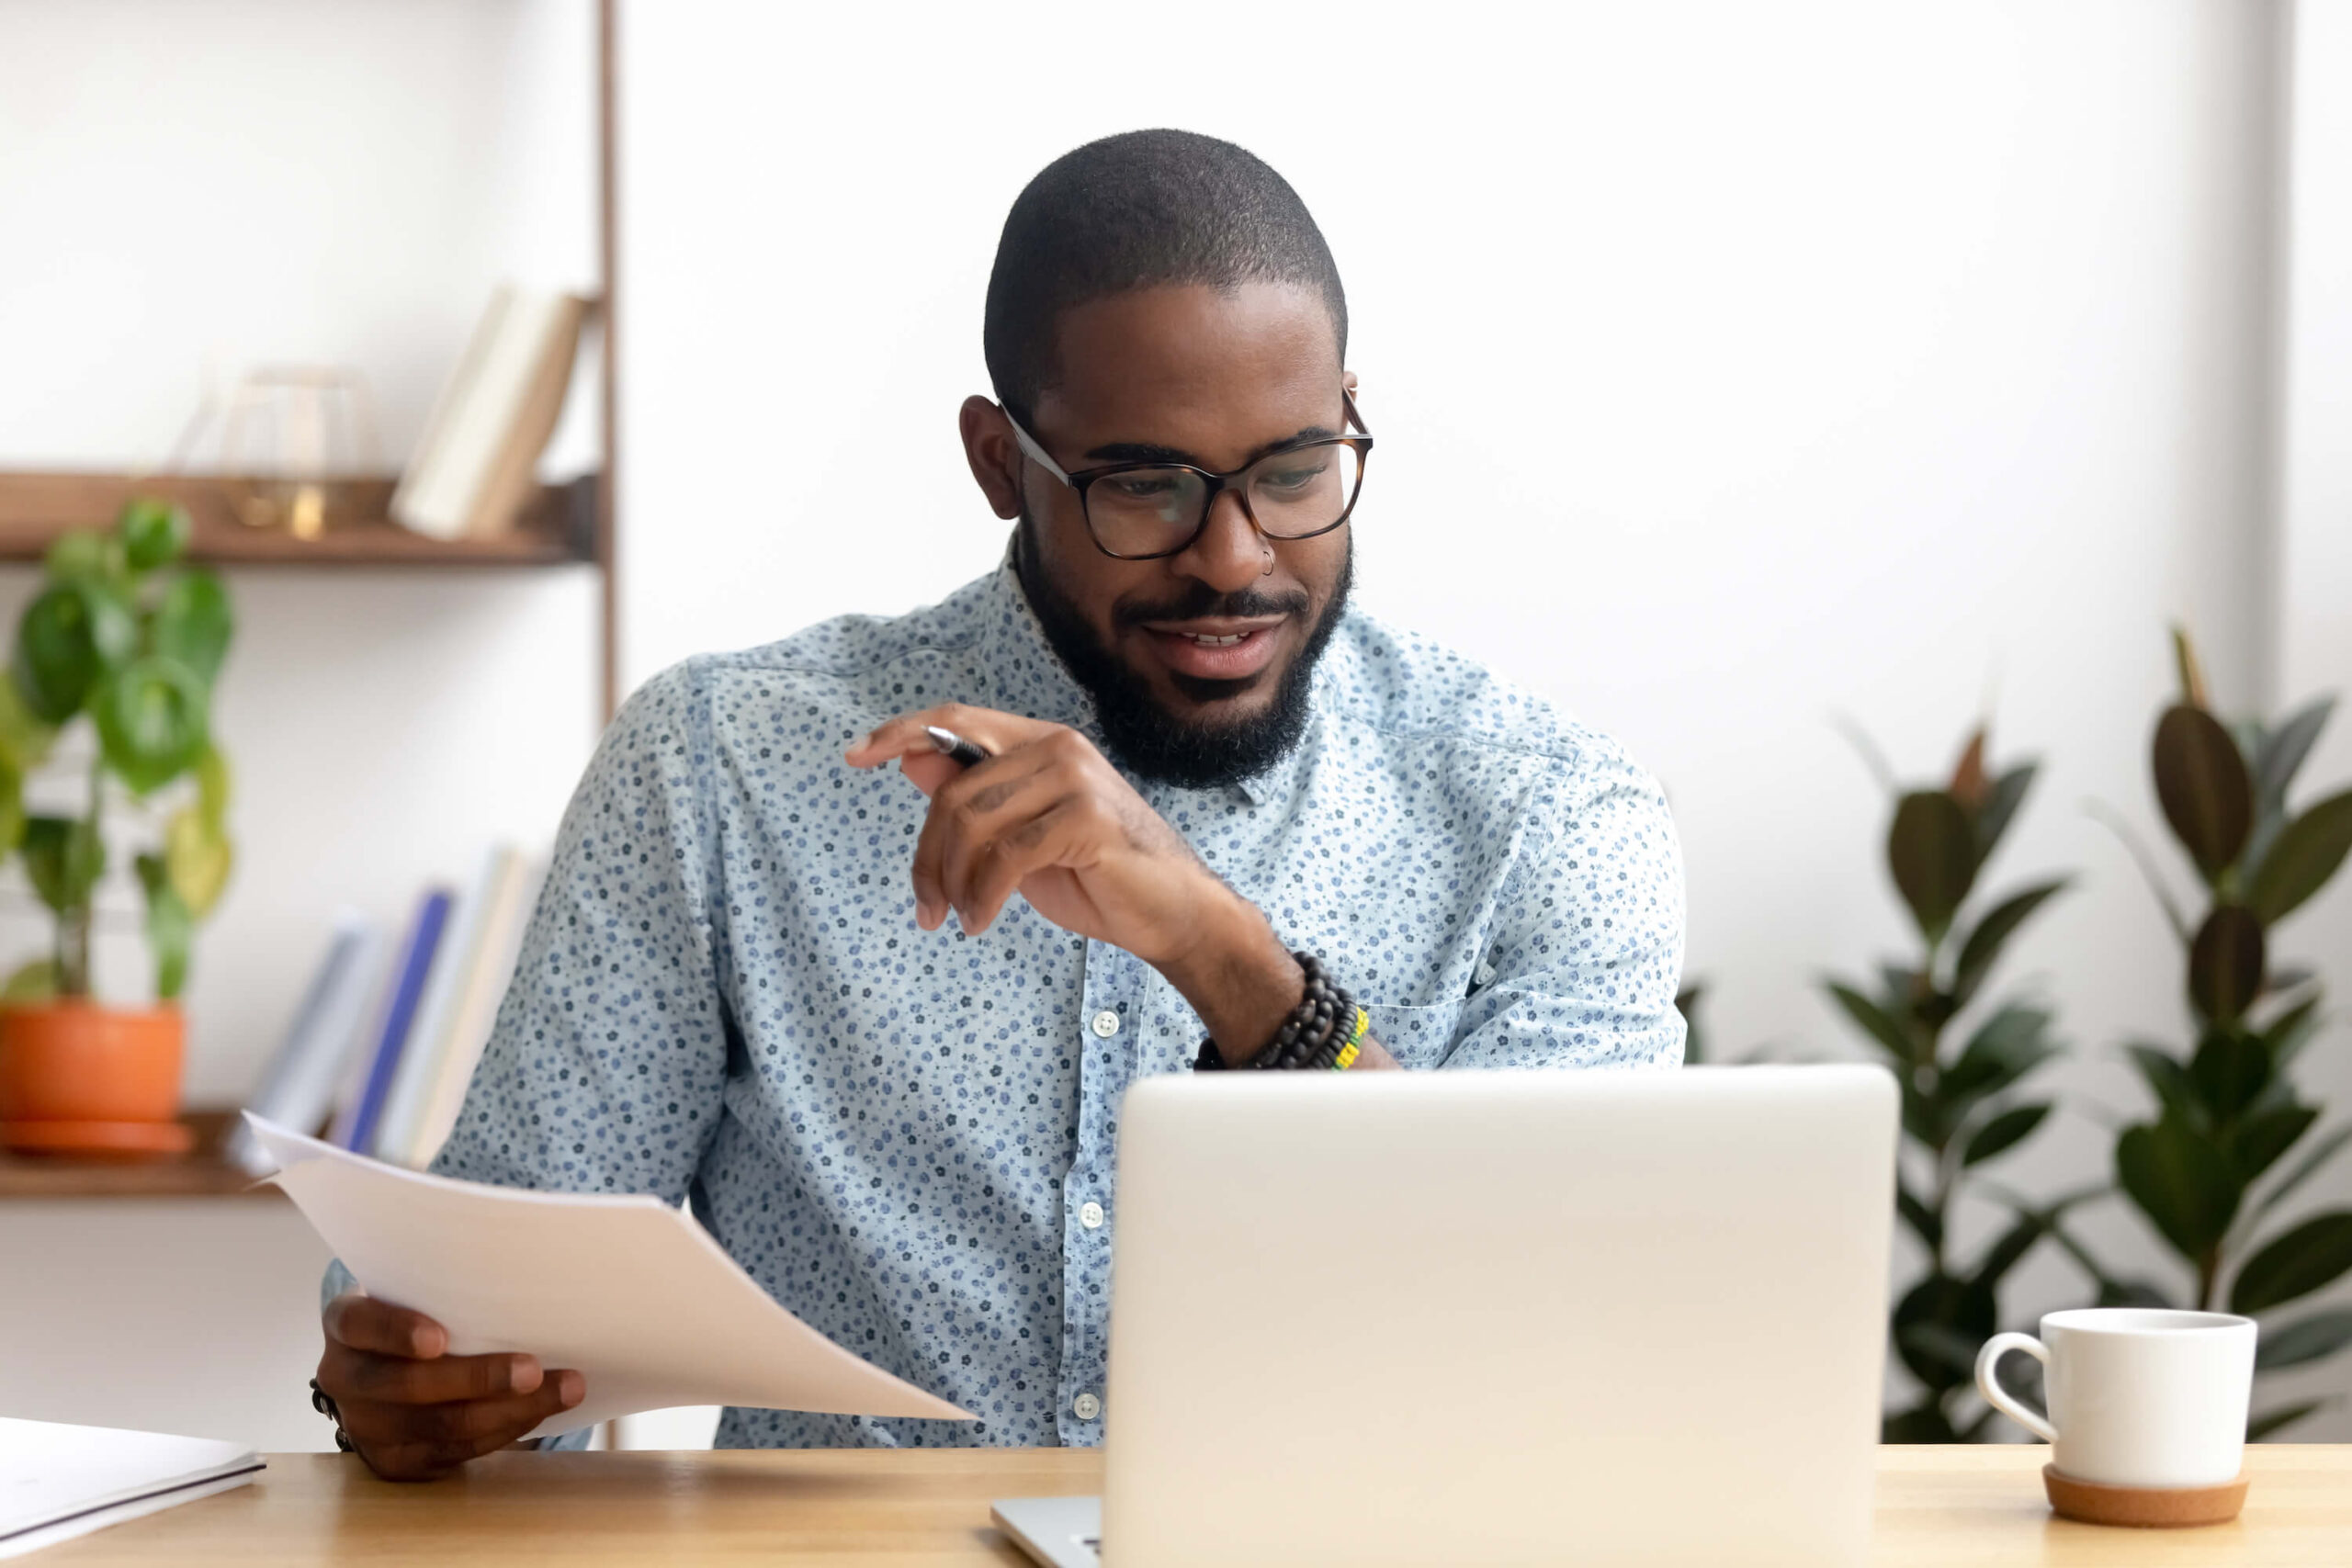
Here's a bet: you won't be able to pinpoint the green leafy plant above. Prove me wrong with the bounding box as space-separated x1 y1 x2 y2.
2078 630 2352 1438
1827 724 2074 1440
0 500 235 1002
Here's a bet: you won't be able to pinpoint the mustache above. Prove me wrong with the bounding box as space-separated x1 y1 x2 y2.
1114 584 1311 630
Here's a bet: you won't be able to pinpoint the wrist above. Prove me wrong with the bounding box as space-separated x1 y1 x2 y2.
1157 886 1303 1060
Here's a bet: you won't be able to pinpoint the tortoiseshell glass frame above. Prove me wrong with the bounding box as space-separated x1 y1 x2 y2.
1003 390 1374 560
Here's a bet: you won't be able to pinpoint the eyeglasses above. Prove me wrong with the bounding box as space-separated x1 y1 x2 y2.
1004 391 1374 561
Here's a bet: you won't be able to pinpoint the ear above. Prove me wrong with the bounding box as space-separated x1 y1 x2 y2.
959 396 1024 521
1343 369 1358 395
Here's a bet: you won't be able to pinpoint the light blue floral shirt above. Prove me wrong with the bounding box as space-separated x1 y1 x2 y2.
395 558 1684 1449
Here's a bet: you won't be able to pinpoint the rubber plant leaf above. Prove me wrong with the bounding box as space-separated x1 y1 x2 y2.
2153 704 2255 882
1887 790 1976 942
1962 1102 2052 1168
1951 877 2070 1005
2255 1126 2352 1224
93 657 210 795
2254 695 2334 813
2246 790 2352 927
1973 763 2037 868
1825 979 1917 1065
2254 1308 2352 1371
2230 1105 2319 1187
2117 1113 2241 1260
1948 728 1989 812
1942 1004 2058 1105
2126 1043 2206 1129
2187 904 2265 1027
2230 1212 2352 1314
2245 1402 2327 1440
2188 1029 2272 1121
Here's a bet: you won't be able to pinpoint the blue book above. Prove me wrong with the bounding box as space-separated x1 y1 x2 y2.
341 888 453 1156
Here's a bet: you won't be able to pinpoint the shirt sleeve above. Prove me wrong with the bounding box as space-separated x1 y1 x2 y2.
1437 742 1687 1070
427 659 732 1200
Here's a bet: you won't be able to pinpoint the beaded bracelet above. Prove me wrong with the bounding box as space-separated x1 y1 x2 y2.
1193 953 1365 1072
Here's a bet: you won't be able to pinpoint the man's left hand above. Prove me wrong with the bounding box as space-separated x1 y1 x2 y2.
847 704 1393 1068
847 704 1239 963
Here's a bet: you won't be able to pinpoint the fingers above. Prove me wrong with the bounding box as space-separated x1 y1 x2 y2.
319 1334 548 1405
844 704 1054 771
325 1292 448 1359
929 756 1065 925
344 1370 586 1483
959 800 1088 933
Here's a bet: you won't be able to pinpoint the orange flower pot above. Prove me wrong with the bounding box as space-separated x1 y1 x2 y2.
0 1001 187 1153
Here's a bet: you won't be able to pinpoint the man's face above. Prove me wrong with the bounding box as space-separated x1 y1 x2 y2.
961 280 1356 786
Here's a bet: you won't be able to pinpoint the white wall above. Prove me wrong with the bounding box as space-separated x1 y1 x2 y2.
619 0 2350 1436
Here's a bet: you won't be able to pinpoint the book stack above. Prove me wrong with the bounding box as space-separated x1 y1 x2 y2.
389 286 590 540
226 845 543 1175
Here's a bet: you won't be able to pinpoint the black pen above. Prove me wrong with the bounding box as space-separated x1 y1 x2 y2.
924 725 992 769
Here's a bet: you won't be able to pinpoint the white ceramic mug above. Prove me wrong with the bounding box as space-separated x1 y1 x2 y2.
1974 1308 2256 1487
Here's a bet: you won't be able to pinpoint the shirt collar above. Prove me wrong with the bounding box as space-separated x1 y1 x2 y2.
972 547 1328 809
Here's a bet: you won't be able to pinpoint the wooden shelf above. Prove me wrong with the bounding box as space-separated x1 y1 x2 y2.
0 1108 285 1199
0 471 599 569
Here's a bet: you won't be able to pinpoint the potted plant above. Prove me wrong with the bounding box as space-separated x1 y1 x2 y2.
1825 721 2075 1439
0 499 234 1155
2062 631 2352 1436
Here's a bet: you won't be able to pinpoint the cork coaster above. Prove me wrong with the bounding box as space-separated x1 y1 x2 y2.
2043 1464 2248 1528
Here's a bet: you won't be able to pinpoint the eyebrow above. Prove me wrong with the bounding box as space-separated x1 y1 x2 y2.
1081 424 1340 470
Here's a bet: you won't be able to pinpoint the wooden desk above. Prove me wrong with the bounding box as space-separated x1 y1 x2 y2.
38 1444 2352 1564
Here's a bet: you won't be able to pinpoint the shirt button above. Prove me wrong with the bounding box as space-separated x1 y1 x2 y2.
1072 1392 1102 1421
1079 1201 1104 1230
1091 1010 1121 1038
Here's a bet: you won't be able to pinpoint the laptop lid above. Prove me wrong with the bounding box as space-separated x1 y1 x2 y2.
1098 1065 1895 1568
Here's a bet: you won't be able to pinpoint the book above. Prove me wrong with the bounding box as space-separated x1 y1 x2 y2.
389 286 587 539
407 851 543 1168
372 848 511 1166
334 888 453 1156
222 911 385 1176
0 1417 261 1560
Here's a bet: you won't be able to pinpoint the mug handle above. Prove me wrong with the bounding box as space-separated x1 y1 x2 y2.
1975 1332 2057 1443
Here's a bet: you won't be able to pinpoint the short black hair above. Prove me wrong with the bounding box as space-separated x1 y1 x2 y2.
983 130 1348 425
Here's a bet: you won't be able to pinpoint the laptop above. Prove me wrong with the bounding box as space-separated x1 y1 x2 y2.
993 1064 1895 1568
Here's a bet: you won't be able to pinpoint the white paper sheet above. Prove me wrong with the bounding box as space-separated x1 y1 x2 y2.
0 1418 261 1561
246 1114 972 1438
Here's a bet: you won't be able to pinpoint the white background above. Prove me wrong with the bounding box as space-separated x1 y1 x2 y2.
1 0 2347 1447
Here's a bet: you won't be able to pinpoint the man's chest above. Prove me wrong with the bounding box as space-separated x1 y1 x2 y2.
700 721 1545 1109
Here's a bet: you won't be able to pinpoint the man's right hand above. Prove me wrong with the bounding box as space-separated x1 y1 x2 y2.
317 1292 584 1481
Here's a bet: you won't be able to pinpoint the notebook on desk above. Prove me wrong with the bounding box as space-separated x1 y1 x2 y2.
0 1417 262 1561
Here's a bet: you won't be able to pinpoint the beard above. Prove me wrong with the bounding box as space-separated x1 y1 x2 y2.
1013 511 1352 790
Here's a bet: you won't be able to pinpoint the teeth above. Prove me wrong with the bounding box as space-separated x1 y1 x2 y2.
1186 632 1247 646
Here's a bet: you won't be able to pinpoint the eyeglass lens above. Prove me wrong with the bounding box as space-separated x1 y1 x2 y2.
1085 441 1363 558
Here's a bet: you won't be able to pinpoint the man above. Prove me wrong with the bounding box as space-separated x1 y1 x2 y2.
314 129 1685 1479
